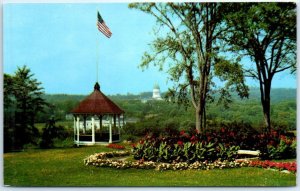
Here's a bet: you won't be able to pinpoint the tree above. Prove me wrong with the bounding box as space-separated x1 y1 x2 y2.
4 74 17 152
40 117 67 148
4 66 47 151
129 3 248 132
225 3 296 131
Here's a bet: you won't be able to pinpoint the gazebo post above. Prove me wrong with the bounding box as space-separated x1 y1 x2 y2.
113 115 116 130
122 114 125 127
92 116 95 144
83 115 87 134
118 115 121 141
99 115 103 130
76 116 80 145
98 115 102 141
73 116 76 142
109 115 112 143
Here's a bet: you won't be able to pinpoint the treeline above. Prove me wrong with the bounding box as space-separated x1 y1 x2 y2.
39 88 296 130
4 66 296 152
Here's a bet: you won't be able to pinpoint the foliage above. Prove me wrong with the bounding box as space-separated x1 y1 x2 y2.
37 88 296 132
39 117 68 148
224 2 296 130
132 132 240 163
129 3 248 132
267 135 296 159
4 66 48 151
132 127 296 161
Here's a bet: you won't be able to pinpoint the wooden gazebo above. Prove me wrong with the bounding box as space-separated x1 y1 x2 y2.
71 82 124 145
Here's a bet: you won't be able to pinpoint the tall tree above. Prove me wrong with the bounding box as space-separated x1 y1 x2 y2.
129 3 248 132
225 3 296 131
4 66 47 151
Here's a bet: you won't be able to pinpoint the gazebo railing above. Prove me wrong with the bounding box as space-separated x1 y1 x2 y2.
74 133 120 142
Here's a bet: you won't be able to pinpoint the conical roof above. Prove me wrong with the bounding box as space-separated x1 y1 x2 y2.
71 82 124 115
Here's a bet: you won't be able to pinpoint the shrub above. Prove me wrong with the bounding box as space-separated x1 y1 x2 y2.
132 135 240 163
39 118 68 148
132 128 296 161
267 135 296 159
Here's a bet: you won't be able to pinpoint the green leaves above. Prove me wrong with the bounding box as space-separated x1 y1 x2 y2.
132 139 239 163
4 65 48 151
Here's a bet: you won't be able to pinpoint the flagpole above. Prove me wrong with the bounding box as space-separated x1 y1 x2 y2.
96 10 112 84
96 42 99 83
96 11 99 83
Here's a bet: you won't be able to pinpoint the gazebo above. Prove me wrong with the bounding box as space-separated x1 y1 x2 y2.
71 82 125 146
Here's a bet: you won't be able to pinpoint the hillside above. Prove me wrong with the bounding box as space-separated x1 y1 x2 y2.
43 88 296 103
37 88 296 130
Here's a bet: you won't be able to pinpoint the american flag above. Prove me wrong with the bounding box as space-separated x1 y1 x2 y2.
97 11 112 38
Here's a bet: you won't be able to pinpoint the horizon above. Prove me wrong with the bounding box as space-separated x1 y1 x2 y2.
43 86 297 96
3 3 297 95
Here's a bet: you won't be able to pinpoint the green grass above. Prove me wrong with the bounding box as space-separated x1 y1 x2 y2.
4 146 296 187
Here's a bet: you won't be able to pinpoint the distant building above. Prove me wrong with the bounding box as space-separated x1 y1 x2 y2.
152 83 163 100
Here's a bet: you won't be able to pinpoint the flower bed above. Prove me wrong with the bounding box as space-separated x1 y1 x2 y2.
106 143 125 150
132 129 296 161
84 151 249 171
84 151 296 173
249 160 296 173
132 138 240 163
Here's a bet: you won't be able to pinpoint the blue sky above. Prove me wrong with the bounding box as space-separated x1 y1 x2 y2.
3 3 297 95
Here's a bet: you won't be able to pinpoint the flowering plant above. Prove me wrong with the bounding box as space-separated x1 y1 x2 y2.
133 128 296 160
84 151 249 171
106 143 125 150
249 160 296 173
132 139 239 163
84 151 296 174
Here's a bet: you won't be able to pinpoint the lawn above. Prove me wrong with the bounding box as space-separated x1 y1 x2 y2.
4 145 296 187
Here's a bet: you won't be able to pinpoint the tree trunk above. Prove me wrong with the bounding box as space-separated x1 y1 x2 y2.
197 96 207 133
262 82 271 132
195 108 201 133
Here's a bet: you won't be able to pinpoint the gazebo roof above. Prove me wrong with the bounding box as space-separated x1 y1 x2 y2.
71 82 124 115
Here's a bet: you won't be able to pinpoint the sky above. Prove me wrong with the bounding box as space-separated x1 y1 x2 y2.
3 2 297 95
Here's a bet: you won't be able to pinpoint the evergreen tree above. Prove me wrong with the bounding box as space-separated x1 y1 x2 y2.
4 66 48 151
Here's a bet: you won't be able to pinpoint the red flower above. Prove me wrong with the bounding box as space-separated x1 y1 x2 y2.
229 131 235 137
177 140 184 146
180 130 185 135
106 143 125 150
207 136 212 142
190 135 196 141
190 135 198 144
249 160 297 173
221 128 225 133
131 143 136 148
271 130 278 137
268 140 275 146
